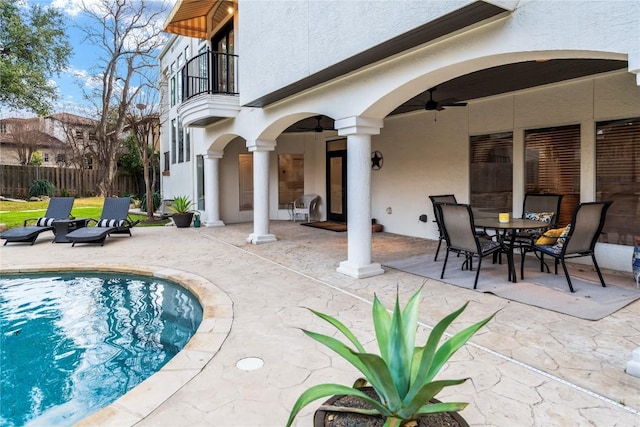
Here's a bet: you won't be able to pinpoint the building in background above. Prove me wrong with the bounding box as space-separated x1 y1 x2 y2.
0 113 98 169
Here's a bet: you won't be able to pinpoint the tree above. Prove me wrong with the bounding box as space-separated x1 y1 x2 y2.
78 0 167 197
0 0 72 116
126 100 160 220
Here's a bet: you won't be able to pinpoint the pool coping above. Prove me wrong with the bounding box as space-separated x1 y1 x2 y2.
1 264 233 427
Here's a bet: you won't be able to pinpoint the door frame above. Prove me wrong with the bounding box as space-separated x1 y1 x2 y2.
326 140 347 223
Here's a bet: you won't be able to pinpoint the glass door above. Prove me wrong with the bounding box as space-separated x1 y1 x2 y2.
326 139 347 223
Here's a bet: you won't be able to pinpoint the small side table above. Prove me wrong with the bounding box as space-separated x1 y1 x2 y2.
52 218 90 243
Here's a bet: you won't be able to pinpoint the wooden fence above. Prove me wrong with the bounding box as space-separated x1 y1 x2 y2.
0 165 137 198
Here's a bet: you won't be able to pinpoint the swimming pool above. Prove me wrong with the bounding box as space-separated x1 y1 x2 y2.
0 272 203 427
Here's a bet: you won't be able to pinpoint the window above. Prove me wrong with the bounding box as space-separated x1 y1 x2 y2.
89 131 97 141
171 119 176 164
470 132 513 215
596 117 640 245
75 129 83 139
278 154 304 208
177 68 183 103
239 153 253 211
43 152 49 162
163 151 170 172
211 20 235 93
170 76 176 106
83 155 93 170
525 125 580 226
56 153 66 164
178 119 184 163
197 155 205 210
185 127 191 161
0 122 6 133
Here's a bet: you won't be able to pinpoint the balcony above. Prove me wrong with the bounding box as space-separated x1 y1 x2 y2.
177 50 241 127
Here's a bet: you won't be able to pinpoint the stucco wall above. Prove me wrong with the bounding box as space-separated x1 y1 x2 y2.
238 0 476 104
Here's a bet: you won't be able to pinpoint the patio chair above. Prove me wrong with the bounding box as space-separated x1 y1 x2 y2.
292 194 320 222
0 197 75 245
437 202 502 289
429 195 457 261
525 201 612 292
65 197 137 246
512 193 564 276
429 194 488 261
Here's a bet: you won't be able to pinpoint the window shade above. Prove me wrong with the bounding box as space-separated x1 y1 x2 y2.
525 125 580 227
596 117 640 246
470 132 513 214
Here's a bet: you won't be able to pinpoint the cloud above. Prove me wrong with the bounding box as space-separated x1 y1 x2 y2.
49 0 101 17
67 66 102 90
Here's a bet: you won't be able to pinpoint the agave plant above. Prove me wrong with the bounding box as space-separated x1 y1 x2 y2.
286 288 495 427
169 195 193 214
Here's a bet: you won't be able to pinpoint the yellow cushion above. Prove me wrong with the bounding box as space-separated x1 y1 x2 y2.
535 227 565 245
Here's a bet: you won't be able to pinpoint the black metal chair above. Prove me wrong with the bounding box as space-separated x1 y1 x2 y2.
525 201 612 292
429 194 457 261
437 202 502 289
513 193 564 277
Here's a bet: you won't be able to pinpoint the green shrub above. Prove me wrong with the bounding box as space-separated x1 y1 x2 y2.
60 187 70 197
29 179 55 197
141 191 162 212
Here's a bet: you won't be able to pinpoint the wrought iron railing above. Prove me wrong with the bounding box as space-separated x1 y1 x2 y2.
181 50 239 100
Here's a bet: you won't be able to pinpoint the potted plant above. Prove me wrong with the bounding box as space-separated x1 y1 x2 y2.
169 195 195 228
286 288 495 427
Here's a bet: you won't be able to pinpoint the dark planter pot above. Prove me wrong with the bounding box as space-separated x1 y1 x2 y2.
172 212 194 228
314 387 469 427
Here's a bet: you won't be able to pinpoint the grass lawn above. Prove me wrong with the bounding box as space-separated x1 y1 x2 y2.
0 197 169 229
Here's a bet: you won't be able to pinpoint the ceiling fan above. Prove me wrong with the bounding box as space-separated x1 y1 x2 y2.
297 115 336 132
421 87 467 111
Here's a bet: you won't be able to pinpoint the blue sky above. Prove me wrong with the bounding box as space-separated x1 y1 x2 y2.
8 0 170 118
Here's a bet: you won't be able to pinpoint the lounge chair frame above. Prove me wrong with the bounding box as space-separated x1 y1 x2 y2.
0 197 74 245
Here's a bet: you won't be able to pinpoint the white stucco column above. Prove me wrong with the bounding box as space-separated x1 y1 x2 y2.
203 151 224 227
246 139 277 244
334 116 384 279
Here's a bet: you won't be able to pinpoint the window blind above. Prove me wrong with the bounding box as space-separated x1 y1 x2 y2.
596 117 640 246
470 132 513 214
525 125 580 227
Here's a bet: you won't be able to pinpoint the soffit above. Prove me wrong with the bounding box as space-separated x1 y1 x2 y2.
164 0 234 39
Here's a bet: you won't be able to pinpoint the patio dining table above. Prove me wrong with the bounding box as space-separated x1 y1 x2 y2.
474 217 550 283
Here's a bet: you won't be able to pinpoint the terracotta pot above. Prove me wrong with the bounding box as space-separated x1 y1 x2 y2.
172 212 194 228
314 387 469 427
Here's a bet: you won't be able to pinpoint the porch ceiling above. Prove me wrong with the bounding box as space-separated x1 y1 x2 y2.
285 58 628 133
389 58 628 116
164 0 233 39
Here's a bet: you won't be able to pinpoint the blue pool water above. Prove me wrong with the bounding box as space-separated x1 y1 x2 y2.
0 273 203 427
